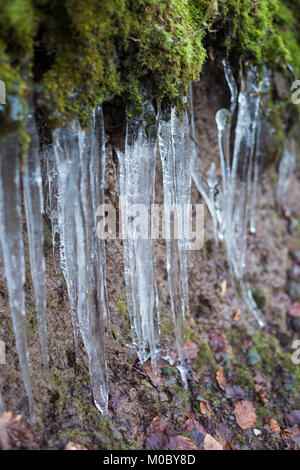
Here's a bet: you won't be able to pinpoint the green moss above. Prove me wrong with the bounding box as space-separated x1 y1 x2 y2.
50 367 127 449
0 0 36 143
116 297 128 316
0 0 299 134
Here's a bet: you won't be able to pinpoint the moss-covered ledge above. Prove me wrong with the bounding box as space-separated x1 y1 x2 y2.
0 0 300 137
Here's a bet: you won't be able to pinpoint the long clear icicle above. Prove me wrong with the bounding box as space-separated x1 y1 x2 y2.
78 106 108 413
249 68 270 234
277 139 296 217
229 65 261 281
42 144 60 266
118 109 159 366
215 62 266 327
23 106 48 369
53 106 108 413
158 108 192 370
0 137 34 416
53 125 80 355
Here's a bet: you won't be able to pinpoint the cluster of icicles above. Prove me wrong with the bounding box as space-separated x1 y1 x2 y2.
0 61 296 417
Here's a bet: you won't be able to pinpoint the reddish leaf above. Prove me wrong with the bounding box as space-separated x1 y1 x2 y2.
216 366 227 391
234 401 257 430
143 359 169 386
184 340 199 362
200 401 212 416
145 416 170 450
269 418 281 436
167 435 198 450
0 412 30 449
203 434 223 450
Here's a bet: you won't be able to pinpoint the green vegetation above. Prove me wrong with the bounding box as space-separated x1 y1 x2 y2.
0 0 300 132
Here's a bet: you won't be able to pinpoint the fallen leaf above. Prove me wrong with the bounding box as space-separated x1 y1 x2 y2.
281 428 292 439
200 401 211 416
255 384 269 405
233 307 241 322
64 441 87 450
0 412 30 449
203 433 223 450
209 333 226 353
234 401 257 430
289 303 300 318
168 435 198 450
192 372 200 383
269 418 281 436
184 340 199 362
220 279 227 298
183 413 207 436
145 416 169 450
143 359 169 386
216 366 227 391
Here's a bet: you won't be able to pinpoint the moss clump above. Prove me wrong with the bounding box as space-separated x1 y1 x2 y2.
0 0 36 143
0 1 300 132
35 0 208 127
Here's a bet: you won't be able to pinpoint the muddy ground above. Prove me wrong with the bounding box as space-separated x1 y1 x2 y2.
0 63 300 450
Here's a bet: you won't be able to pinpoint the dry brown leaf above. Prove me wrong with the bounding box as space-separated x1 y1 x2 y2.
142 359 169 386
200 401 211 416
234 401 257 430
0 412 30 449
183 413 207 436
255 384 269 405
168 435 198 450
145 415 169 450
220 279 227 298
184 340 199 362
216 366 227 391
233 307 241 322
64 441 87 450
203 434 223 450
281 428 291 439
269 418 281 436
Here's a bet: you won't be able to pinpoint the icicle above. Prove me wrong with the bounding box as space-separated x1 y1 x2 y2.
277 140 296 217
0 137 34 416
23 105 48 369
249 68 270 234
77 106 108 413
218 62 265 327
41 144 60 267
229 65 261 281
158 107 191 373
53 125 80 355
53 106 108 414
118 104 159 366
